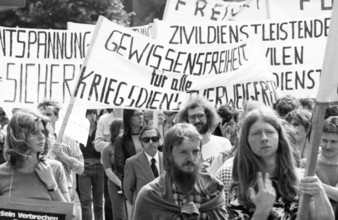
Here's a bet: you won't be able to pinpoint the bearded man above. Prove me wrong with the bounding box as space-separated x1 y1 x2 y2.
133 123 226 220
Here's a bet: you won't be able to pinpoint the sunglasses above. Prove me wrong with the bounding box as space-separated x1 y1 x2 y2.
141 136 159 143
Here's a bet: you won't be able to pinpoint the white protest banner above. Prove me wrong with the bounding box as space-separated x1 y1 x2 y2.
0 26 91 144
152 17 329 98
89 17 262 77
67 21 153 38
72 16 278 110
0 26 92 109
163 0 252 22
232 0 333 20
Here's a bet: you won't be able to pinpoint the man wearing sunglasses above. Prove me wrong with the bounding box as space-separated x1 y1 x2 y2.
123 125 164 214
176 95 232 175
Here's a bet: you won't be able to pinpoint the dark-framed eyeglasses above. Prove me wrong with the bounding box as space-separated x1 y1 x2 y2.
141 136 159 143
188 114 206 122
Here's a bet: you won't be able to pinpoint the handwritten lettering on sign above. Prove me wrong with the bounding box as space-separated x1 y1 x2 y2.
0 27 91 106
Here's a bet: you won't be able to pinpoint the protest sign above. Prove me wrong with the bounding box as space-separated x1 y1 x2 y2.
163 0 252 22
152 17 330 98
0 26 92 144
232 0 333 20
316 14 338 104
0 196 73 220
0 26 92 108
163 0 333 21
72 16 277 110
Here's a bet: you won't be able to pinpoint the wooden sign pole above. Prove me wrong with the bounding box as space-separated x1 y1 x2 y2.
56 16 104 143
296 105 326 220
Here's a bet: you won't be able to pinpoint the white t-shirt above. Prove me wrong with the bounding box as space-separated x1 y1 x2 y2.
201 135 232 174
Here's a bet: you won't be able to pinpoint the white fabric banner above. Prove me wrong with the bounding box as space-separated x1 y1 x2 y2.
152 17 329 98
73 16 278 110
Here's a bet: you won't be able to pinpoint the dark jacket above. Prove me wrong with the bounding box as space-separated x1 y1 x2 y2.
114 135 136 180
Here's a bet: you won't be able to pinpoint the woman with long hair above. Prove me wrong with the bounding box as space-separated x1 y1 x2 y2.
0 109 69 202
114 109 144 219
228 108 333 219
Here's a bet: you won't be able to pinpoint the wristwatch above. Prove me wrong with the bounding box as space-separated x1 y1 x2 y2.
48 185 59 192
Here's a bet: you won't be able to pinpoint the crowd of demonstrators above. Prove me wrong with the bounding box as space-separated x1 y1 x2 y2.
134 123 227 219
2 94 338 220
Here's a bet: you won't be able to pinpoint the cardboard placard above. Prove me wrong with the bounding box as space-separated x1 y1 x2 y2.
0 196 73 220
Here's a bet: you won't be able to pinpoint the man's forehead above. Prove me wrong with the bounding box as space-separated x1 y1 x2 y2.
141 129 157 137
39 105 54 111
174 138 200 149
188 106 205 114
322 132 338 140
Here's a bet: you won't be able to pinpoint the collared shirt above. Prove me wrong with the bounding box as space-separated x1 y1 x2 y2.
94 112 115 153
215 157 234 205
145 151 160 173
172 182 210 220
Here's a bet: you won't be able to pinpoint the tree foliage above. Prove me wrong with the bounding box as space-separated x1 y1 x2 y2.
0 0 131 29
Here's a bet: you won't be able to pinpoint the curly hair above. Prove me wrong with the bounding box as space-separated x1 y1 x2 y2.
323 116 338 134
325 105 338 120
37 99 61 117
273 95 300 118
176 95 220 132
4 109 50 168
233 108 298 208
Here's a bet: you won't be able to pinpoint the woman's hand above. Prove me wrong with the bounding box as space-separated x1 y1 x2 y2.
250 172 276 218
300 176 325 197
35 158 57 189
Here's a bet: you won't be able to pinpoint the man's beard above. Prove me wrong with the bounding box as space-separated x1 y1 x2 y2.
171 160 200 196
193 122 209 135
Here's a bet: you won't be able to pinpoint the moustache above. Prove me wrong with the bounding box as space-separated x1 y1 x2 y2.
193 122 203 127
